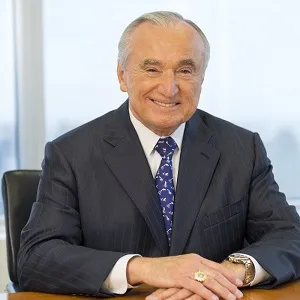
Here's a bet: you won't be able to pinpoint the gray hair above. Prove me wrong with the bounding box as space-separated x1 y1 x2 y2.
118 11 210 70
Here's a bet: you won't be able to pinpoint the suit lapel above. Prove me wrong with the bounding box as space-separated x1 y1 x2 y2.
103 102 169 255
169 112 220 255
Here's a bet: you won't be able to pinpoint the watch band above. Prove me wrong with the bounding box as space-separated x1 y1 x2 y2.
227 254 255 286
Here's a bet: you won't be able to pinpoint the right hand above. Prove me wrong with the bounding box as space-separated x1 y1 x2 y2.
127 254 244 300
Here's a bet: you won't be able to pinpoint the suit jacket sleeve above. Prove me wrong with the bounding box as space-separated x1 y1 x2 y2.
17 141 127 296
239 132 300 287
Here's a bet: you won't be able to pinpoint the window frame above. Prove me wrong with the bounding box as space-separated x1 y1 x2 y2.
0 0 45 239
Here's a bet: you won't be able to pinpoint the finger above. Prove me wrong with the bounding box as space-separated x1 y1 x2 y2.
146 288 180 300
164 288 194 300
186 294 204 300
213 273 243 298
149 288 169 296
203 275 240 300
200 258 243 286
181 277 219 300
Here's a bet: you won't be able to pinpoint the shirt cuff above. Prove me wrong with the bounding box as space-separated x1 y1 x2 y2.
102 254 141 294
237 253 271 286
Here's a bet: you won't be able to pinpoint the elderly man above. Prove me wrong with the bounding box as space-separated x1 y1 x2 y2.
18 11 300 300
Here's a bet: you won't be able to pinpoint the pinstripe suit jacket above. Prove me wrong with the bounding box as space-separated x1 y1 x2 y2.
18 100 300 296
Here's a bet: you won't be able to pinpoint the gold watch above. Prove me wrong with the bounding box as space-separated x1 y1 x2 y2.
227 254 255 287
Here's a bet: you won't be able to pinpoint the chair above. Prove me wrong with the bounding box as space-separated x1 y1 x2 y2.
1 170 41 292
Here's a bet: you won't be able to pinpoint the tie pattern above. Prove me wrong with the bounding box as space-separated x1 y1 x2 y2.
155 137 177 245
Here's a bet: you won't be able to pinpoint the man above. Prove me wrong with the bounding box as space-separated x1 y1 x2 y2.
18 11 300 300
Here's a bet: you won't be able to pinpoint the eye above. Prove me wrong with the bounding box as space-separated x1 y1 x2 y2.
179 69 192 74
146 68 158 73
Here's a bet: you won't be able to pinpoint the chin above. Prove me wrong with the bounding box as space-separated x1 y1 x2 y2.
152 122 181 135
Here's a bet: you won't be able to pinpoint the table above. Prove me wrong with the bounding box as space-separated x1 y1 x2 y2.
0 281 299 300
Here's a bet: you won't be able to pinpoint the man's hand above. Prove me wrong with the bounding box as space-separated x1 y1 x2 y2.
127 254 244 300
143 261 246 300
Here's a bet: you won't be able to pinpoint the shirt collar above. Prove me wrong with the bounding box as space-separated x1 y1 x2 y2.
129 107 186 157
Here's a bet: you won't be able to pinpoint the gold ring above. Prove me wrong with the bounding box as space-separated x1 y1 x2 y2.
194 271 207 283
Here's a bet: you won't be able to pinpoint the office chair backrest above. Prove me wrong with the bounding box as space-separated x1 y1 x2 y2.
2 170 41 284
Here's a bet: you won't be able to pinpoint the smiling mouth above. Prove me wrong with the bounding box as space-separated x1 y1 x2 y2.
150 98 179 107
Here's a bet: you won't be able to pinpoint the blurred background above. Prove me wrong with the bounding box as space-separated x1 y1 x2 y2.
0 0 299 290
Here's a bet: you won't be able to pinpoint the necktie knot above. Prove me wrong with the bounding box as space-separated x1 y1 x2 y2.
155 137 177 161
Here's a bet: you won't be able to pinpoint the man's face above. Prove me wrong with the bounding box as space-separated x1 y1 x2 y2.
117 21 206 136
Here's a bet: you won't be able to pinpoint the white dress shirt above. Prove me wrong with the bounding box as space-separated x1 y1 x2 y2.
101 108 270 294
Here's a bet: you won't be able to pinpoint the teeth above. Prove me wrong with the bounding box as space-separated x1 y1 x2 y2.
152 99 177 107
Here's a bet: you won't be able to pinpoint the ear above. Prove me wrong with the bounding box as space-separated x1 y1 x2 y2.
200 71 206 84
117 62 128 92
199 72 205 89
198 73 205 94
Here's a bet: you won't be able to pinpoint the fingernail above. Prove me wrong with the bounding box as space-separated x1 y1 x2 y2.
228 294 236 300
236 290 243 298
212 295 219 300
236 279 243 286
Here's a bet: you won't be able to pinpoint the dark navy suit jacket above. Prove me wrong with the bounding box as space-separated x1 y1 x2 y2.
18 101 300 296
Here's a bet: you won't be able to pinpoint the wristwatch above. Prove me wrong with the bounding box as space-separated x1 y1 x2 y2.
226 254 255 287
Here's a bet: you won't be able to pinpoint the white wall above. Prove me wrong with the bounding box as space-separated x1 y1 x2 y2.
0 239 8 292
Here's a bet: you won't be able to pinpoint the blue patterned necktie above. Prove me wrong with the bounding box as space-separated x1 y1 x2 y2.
155 137 177 246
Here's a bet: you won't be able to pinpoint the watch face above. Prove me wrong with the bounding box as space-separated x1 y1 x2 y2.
231 253 248 260
231 253 243 258
229 254 251 264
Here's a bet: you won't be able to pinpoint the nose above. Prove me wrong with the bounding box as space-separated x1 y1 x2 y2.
157 71 179 98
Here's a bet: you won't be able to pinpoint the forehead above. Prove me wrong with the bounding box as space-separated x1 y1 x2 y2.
128 21 205 63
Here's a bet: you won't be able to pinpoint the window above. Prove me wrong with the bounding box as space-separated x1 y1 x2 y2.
43 0 300 206
0 0 17 218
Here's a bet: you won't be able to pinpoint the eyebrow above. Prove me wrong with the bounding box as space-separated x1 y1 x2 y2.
177 59 196 69
139 58 197 70
139 59 163 68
